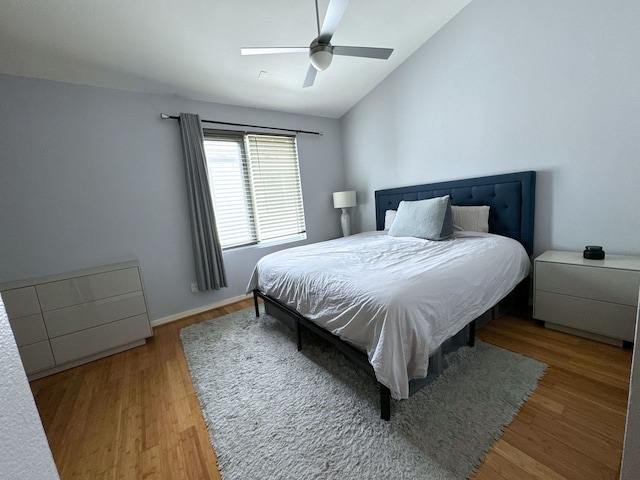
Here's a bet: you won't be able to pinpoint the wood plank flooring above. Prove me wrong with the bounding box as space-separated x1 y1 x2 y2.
473 315 632 479
30 301 632 479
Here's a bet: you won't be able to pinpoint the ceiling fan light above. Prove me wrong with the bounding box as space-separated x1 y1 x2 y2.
309 45 333 71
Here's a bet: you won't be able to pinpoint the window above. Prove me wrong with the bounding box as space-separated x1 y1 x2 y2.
203 130 306 249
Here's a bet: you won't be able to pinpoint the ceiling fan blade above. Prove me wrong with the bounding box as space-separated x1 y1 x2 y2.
318 0 350 43
241 47 308 56
303 65 317 88
333 46 393 59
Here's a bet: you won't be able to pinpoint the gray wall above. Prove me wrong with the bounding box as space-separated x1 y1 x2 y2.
341 0 640 257
0 74 345 321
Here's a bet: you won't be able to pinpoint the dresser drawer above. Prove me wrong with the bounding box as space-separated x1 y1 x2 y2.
536 262 640 306
535 290 636 341
8 313 48 347
1 261 152 379
36 267 142 311
50 313 151 365
18 340 55 374
44 291 147 338
1 286 41 318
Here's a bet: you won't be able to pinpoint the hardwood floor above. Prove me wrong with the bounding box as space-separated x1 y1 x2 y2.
30 301 254 480
31 301 632 479
473 315 632 480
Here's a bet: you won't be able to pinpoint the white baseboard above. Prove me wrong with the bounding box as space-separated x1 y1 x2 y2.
151 294 252 327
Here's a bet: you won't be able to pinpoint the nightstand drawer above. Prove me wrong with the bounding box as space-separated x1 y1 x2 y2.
535 290 636 341
536 262 640 306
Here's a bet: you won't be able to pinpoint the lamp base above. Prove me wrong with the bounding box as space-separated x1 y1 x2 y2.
340 208 351 237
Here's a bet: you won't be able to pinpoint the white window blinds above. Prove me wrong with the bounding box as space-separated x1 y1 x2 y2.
246 134 306 242
203 131 306 249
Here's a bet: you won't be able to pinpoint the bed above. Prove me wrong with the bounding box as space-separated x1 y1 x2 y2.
247 171 536 420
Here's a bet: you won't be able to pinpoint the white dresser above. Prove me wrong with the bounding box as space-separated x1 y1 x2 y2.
533 250 640 345
0 261 152 380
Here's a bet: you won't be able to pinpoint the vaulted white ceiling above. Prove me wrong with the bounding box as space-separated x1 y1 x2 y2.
0 0 470 118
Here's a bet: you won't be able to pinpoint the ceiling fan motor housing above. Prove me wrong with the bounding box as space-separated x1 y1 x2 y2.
309 39 333 71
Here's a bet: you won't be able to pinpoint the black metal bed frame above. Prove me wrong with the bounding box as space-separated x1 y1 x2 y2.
253 289 477 420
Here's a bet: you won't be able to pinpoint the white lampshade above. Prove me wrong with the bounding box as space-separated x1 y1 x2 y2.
333 190 357 209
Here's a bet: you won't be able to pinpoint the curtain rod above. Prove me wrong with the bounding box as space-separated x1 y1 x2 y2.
160 113 323 136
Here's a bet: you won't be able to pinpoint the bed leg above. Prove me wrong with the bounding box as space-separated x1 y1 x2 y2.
468 320 476 347
253 290 260 317
380 385 391 421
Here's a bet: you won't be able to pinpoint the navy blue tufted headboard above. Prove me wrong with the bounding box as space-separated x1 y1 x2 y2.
375 171 536 255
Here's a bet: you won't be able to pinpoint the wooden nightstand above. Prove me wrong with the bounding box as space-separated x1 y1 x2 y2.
533 250 640 346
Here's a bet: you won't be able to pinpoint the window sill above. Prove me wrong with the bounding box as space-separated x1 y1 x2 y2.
223 233 307 254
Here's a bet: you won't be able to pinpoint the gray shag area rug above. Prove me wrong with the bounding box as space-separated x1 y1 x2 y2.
180 307 547 480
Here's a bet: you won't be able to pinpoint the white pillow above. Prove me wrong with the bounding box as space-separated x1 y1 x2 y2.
388 195 453 240
384 210 396 230
451 205 490 232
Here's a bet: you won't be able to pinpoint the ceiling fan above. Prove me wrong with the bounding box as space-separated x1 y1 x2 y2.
241 0 394 88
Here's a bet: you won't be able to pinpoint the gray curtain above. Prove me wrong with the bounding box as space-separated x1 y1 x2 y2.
179 113 227 291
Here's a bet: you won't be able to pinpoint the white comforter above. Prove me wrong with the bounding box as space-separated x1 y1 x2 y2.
247 231 530 399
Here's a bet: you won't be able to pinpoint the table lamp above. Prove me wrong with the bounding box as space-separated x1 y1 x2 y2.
332 190 357 236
